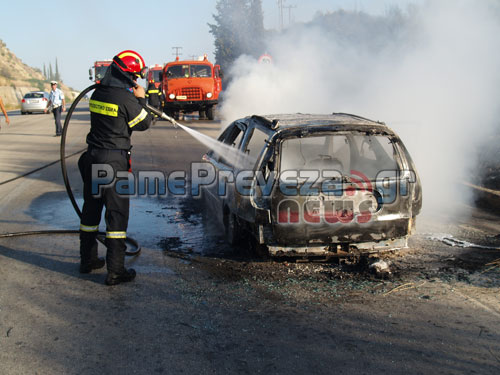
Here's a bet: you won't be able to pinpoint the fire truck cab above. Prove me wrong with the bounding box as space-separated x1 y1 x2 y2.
163 55 222 120
89 60 112 84
147 64 164 87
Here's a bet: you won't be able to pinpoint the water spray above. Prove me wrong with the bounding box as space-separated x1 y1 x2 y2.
144 103 255 169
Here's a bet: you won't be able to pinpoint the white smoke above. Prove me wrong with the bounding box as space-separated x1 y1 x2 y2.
219 1 500 216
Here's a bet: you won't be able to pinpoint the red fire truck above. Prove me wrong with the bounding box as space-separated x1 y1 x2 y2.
147 64 163 98
89 60 112 84
147 64 163 85
146 64 164 111
162 55 222 120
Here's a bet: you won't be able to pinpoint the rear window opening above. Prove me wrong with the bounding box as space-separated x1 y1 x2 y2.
280 134 399 181
24 93 45 99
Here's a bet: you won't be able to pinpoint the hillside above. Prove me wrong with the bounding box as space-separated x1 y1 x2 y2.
0 39 77 109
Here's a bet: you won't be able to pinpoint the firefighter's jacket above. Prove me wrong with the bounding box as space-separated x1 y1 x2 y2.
87 85 152 150
146 83 162 98
146 83 162 108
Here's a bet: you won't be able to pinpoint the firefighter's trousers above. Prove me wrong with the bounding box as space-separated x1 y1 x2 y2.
78 147 130 274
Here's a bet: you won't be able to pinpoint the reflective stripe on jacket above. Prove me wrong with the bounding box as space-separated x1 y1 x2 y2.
87 85 152 150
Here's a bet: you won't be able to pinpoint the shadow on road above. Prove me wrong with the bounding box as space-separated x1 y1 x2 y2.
0 243 102 285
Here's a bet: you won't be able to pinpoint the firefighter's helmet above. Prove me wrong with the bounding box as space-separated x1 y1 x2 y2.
113 50 146 79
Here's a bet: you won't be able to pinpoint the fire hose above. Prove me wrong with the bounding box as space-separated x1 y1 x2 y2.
0 84 179 257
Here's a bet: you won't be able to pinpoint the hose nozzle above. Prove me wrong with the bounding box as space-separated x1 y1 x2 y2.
144 104 179 128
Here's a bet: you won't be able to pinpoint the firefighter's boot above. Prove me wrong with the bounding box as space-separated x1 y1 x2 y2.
105 237 136 286
79 232 105 273
105 268 136 286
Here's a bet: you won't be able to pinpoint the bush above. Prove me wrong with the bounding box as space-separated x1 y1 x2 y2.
0 66 14 80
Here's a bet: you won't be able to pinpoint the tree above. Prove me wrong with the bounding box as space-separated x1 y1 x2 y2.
55 58 60 81
43 63 47 79
209 0 265 76
248 0 265 54
49 63 54 81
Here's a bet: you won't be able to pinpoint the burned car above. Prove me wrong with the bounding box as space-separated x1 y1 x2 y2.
201 113 422 257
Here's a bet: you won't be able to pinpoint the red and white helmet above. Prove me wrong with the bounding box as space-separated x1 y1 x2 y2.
113 50 146 79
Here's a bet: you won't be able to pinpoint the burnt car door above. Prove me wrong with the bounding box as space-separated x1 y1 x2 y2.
235 123 273 223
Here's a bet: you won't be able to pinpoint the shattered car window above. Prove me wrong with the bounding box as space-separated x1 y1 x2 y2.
280 134 398 180
350 135 398 178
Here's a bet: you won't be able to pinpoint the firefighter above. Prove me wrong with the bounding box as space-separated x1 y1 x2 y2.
146 80 162 119
78 50 152 285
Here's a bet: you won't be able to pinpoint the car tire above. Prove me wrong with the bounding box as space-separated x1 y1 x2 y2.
21 111 26 115
206 106 214 121
224 211 243 246
198 110 206 120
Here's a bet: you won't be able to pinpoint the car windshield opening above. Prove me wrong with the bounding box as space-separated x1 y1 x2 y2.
280 134 398 181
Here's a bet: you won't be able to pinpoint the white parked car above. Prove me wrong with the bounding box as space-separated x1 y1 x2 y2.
21 91 49 114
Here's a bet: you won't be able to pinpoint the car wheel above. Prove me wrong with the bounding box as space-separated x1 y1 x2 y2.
206 106 214 121
198 110 206 120
21 111 26 115
224 211 243 246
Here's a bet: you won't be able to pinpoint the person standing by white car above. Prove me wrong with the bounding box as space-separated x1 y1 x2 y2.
45 81 65 136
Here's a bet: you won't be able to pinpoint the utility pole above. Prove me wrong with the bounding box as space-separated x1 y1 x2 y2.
277 0 285 31
172 46 183 59
283 4 296 26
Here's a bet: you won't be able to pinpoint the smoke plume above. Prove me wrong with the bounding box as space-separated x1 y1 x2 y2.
219 0 500 216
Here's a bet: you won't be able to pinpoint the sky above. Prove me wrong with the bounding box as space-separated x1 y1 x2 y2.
0 0 421 91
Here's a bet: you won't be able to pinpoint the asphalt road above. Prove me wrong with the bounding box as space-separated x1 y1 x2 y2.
0 106 499 374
